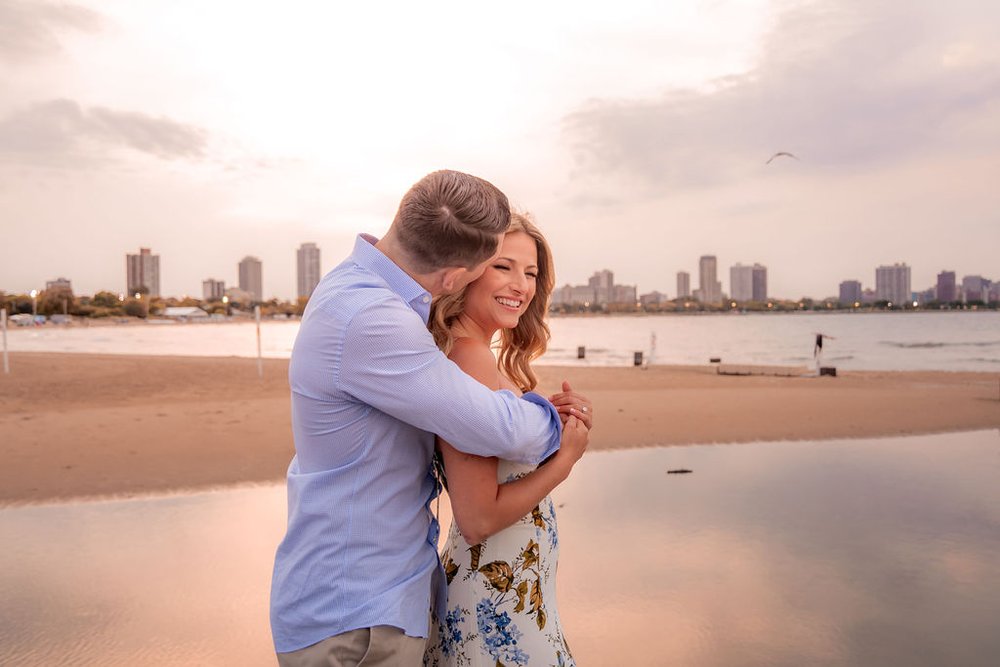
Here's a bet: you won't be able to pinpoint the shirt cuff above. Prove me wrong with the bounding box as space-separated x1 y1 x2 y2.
520 391 562 463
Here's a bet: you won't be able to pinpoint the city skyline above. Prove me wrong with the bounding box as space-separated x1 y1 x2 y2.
1 1 998 299
7 246 997 305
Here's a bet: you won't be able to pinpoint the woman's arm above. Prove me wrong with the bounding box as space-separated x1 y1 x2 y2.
439 340 589 546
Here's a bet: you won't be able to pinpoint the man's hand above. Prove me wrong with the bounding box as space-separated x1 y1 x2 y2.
549 380 593 430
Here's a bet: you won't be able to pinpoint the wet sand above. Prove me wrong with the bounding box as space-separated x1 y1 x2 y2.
2 352 998 505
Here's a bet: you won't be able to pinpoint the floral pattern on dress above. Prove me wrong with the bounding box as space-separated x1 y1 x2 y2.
425 460 574 667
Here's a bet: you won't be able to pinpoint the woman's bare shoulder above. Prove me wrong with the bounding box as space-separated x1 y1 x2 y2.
448 338 500 389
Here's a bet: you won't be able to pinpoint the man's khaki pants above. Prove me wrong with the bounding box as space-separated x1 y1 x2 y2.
276 625 430 667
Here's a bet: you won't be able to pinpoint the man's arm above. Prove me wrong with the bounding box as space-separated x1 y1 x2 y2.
336 299 561 464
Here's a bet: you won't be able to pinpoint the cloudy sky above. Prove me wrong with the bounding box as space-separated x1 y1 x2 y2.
1 0 998 300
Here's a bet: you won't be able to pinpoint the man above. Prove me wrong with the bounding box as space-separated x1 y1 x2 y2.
271 170 578 666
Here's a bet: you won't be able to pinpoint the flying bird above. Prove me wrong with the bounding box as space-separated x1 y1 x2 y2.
766 151 799 164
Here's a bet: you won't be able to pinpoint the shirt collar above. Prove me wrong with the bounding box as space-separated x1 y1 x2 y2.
351 234 433 322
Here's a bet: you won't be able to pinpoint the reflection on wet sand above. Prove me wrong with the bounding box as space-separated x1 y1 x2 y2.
2 431 999 666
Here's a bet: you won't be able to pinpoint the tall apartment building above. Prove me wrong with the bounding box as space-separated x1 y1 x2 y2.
126 247 161 297
676 271 690 299
935 271 957 302
751 265 767 302
588 270 614 304
961 275 990 303
875 263 911 305
730 263 768 302
202 279 225 301
839 280 862 304
694 255 722 304
297 243 322 299
730 264 753 302
239 256 263 303
611 284 638 304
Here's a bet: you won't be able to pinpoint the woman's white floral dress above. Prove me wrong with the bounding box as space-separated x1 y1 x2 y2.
424 459 574 667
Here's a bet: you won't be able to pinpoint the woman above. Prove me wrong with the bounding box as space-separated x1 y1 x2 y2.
424 213 592 667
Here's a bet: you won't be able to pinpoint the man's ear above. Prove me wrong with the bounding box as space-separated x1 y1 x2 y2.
440 267 468 293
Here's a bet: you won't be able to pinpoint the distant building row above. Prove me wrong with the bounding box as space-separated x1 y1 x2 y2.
125 243 323 303
838 264 999 305
678 256 768 304
552 255 768 308
551 270 637 307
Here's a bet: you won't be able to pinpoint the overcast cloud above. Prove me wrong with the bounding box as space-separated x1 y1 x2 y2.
0 0 102 61
0 98 208 165
565 0 1000 198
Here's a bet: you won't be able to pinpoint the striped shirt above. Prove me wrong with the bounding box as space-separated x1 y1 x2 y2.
270 234 562 653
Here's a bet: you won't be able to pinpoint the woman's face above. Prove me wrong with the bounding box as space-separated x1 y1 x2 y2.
462 231 539 333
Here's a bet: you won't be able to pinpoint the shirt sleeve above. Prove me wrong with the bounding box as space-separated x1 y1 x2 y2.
336 298 561 464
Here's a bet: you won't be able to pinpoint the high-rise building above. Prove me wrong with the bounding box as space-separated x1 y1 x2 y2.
297 243 322 299
730 263 768 302
676 271 690 299
875 263 911 305
202 279 225 301
751 264 767 302
730 264 753 302
936 271 957 302
239 256 263 303
126 247 161 297
696 255 722 304
839 280 862 304
961 275 990 303
588 270 614 304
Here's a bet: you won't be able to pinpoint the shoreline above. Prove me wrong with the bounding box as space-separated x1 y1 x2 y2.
2 352 999 506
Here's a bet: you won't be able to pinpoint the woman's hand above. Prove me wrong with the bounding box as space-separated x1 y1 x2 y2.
549 381 594 430
553 414 589 477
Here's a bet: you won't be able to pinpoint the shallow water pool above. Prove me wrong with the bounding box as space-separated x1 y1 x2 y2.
2 430 999 665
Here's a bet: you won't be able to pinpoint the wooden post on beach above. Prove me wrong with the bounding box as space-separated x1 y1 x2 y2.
1 308 9 375
254 305 263 379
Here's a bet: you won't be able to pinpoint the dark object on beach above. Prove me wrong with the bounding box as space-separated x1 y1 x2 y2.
577 346 586 359
766 151 799 164
667 469 693 474
710 357 721 363
819 366 837 377
634 351 643 366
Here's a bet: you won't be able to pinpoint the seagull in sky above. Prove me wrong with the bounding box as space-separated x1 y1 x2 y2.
766 151 799 164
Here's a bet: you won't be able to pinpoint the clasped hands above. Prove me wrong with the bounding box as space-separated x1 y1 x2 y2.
548 380 594 431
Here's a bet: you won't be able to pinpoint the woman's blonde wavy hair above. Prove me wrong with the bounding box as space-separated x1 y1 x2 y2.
428 212 555 393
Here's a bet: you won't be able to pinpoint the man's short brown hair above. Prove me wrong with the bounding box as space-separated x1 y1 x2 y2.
392 170 511 272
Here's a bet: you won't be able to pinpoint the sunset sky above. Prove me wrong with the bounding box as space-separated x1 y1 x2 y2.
1 0 998 300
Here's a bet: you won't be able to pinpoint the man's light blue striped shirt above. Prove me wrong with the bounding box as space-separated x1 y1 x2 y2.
270 234 562 653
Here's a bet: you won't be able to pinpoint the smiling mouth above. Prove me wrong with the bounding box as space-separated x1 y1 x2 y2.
495 297 522 310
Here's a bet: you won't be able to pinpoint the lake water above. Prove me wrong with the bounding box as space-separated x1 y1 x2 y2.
6 311 1000 372
2 431 999 666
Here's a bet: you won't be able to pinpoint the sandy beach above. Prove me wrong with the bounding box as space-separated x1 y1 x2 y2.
1 351 998 505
